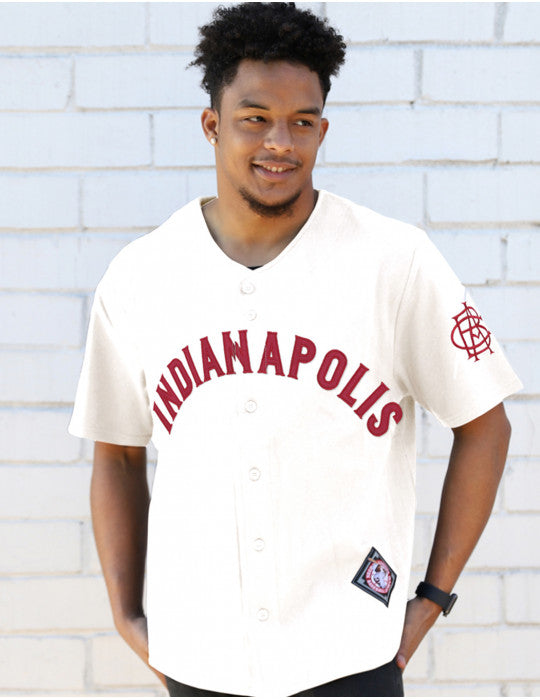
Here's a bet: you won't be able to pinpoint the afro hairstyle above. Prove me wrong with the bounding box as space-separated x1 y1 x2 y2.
190 2 346 109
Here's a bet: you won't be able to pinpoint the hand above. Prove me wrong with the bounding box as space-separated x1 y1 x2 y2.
395 596 441 671
117 614 168 688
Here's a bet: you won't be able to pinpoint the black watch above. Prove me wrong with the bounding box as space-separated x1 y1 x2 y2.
415 581 458 616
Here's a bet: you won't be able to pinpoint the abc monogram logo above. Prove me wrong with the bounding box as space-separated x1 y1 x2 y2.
451 302 493 362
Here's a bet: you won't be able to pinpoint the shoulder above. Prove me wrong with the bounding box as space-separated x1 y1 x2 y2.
112 198 203 271
97 198 205 294
318 189 428 256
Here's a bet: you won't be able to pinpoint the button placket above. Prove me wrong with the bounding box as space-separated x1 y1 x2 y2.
240 279 255 295
244 399 257 414
248 467 261 481
256 608 269 622
253 538 265 552
241 450 278 630
239 274 258 323
236 275 277 634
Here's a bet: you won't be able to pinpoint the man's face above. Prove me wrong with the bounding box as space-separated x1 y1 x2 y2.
203 59 329 217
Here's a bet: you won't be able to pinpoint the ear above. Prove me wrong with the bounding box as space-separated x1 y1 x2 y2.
201 108 220 144
318 117 329 146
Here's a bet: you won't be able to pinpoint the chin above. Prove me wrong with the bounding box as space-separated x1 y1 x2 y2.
239 187 302 218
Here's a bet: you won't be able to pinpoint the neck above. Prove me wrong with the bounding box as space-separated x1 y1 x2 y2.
202 186 318 268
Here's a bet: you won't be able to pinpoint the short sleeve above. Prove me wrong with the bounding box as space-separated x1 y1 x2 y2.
394 236 522 428
68 278 153 446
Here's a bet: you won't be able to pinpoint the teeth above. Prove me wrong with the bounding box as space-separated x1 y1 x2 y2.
262 165 285 173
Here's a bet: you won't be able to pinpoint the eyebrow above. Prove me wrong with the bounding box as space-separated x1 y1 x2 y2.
236 99 321 116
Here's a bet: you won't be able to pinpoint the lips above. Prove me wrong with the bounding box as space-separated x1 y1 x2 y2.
252 160 299 180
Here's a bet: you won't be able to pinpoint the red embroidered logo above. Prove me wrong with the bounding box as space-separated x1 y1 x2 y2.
451 302 493 362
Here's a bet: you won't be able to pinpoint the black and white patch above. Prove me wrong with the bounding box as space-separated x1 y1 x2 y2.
351 546 397 607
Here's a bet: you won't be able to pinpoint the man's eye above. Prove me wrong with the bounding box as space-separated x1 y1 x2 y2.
295 119 313 127
245 116 264 123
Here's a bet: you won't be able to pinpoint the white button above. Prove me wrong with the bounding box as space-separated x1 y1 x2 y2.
240 280 255 295
247 309 257 321
249 467 261 481
253 538 265 551
257 608 269 622
245 400 257 413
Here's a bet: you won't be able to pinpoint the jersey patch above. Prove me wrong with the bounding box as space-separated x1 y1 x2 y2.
450 302 493 362
351 547 396 607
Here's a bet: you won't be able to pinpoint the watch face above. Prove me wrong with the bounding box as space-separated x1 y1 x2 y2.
444 593 458 616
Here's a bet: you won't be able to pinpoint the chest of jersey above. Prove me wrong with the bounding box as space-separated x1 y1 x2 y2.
127 223 409 449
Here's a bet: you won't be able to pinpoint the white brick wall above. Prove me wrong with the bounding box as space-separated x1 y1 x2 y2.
325 107 498 163
0 576 113 631
326 3 496 42
0 3 146 47
0 57 71 109
434 629 540 681
82 173 189 228
0 636 86 691
75 54 205 108
0 2 537 696
504 3 540 43
423 48 540 102
0 175 79 228
92 634 162 687
501 112 540 162
0 522 81 574
0 113 152 168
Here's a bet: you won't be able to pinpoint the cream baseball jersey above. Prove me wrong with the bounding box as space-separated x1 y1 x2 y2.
69 191 521 696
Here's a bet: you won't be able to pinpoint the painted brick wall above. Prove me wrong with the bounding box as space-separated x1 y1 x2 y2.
0 2 538 696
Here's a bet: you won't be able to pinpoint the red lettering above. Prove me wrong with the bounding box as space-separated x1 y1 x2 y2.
354 382 389 419
222 330 253 375
258 331 285 376
288 335 316 379
367 402 403 437
200 336 225 382
155 376 182 420
168 358 193 400
182 345 203 387
317 349 347 390
338 363 369 407
153 401 173 434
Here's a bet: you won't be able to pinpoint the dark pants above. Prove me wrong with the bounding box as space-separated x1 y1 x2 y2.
166 660 404 697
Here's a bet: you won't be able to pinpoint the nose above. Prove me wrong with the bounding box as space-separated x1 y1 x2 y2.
264 120 294 154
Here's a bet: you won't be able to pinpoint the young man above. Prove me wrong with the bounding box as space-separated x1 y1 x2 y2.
69 3 522 697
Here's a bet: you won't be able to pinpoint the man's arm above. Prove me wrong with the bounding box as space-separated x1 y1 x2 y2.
396 402 512 670
91 441 166 686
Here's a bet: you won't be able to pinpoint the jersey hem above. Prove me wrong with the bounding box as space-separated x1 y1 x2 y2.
149 649 400 697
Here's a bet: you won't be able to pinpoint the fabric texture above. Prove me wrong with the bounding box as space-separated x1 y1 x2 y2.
69 191 522 696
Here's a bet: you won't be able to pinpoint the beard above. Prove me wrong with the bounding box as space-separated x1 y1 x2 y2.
239 187 302 218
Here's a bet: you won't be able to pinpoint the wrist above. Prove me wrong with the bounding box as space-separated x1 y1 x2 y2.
414 593 443 618
415 580 458 616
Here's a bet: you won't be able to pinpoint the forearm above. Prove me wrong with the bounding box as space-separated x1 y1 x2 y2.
91 442 150 629
424 402 511 591
396 403 512 669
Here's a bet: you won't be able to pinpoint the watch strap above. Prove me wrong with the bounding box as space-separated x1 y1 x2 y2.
415 581 458 616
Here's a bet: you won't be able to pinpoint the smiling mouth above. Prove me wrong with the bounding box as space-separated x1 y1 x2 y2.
253 161 299 174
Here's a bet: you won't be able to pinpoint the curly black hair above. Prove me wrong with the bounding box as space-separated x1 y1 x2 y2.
190 2 346 109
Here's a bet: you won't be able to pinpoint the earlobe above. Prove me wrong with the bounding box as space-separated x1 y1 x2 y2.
201 108 220 145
